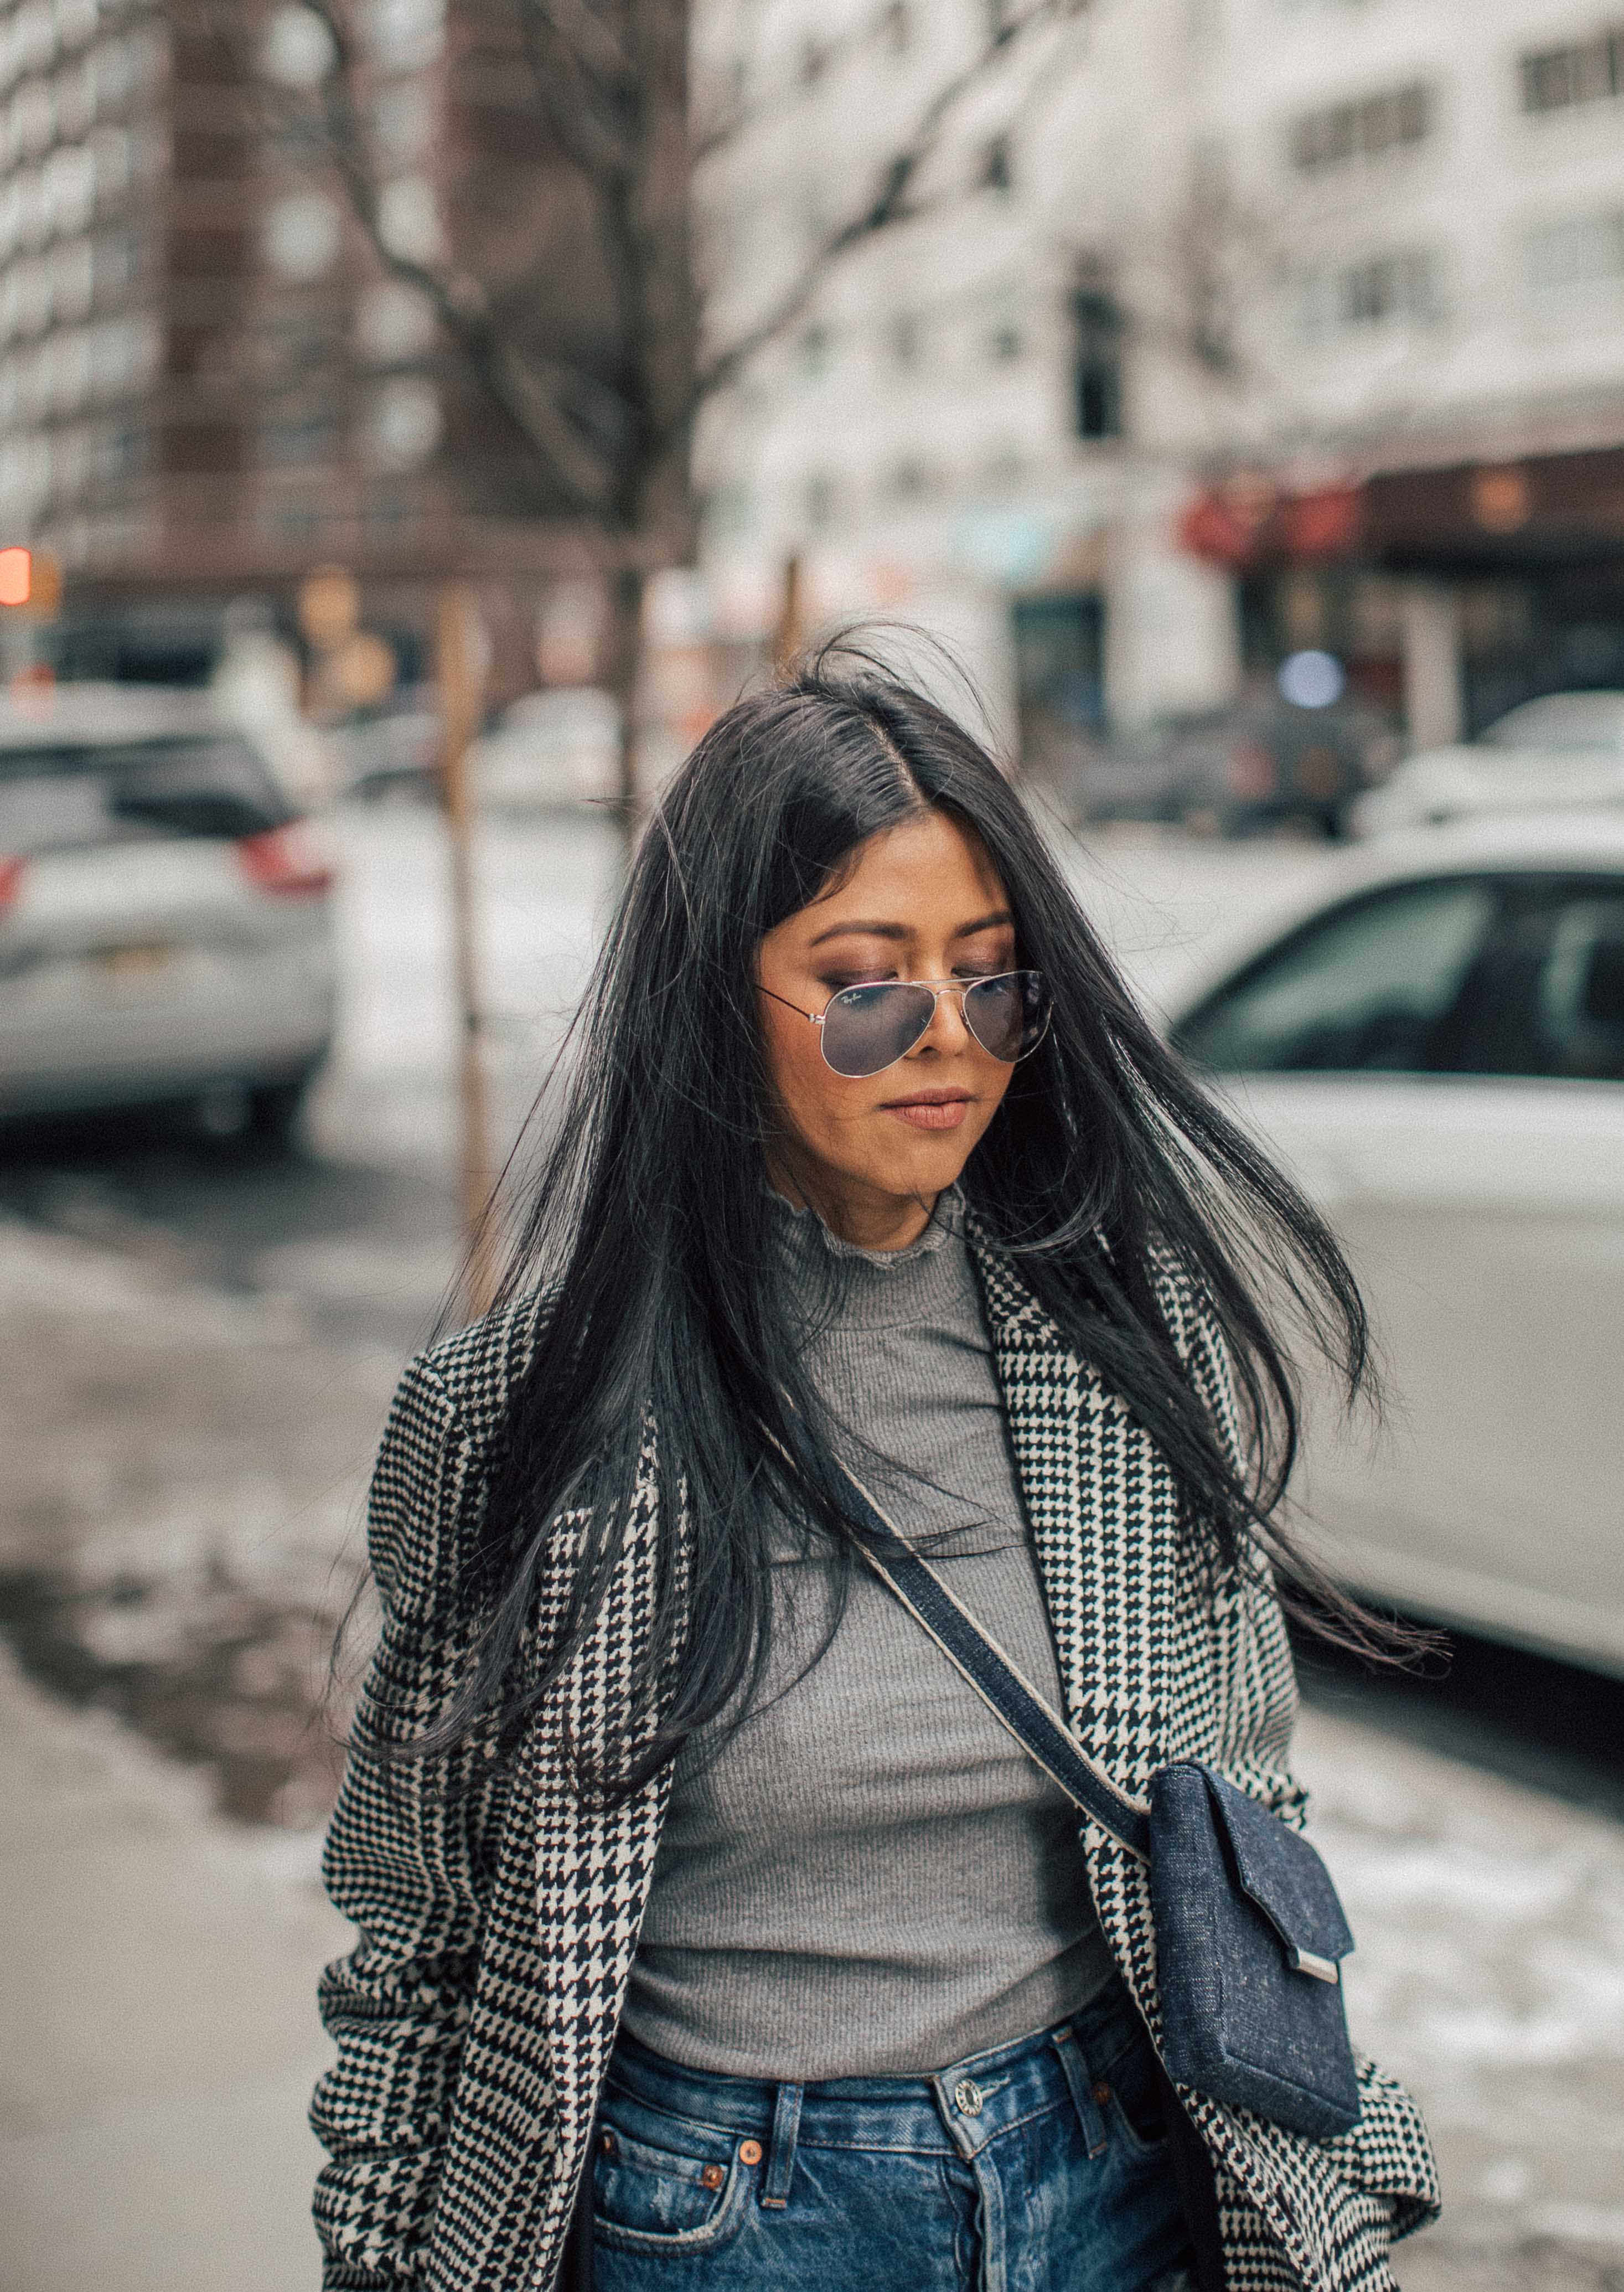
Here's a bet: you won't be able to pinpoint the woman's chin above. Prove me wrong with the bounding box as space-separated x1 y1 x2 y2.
865 1131 979 1197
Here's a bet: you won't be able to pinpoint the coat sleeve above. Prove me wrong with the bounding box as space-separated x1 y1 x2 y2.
310 1353 511 2290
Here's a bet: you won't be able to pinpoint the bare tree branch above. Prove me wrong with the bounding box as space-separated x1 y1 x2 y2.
693 0 1067 405
514 0 638 187
237 0 1084 552
289 0 627 515
691 0 906 166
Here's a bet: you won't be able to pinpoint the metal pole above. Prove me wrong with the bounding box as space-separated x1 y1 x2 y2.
435 583 496 1322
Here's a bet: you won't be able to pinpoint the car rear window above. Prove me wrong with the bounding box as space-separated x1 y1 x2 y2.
0 735 296 855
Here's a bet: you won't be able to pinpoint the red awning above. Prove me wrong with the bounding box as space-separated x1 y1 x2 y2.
1177 480 1365 569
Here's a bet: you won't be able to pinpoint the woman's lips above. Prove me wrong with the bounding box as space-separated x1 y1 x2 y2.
882 1092 973 1132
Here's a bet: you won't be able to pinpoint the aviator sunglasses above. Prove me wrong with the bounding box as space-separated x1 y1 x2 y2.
762 969 1051 1080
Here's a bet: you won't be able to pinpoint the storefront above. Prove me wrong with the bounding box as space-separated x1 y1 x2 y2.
1180 442 1624 743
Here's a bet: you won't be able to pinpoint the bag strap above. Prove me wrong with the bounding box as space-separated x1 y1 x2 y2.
834 1459 1153 1862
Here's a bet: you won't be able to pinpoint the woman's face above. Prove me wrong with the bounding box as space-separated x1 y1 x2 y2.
757 808 1020 1243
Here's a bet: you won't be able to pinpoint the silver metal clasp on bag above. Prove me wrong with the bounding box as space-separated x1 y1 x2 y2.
1289 1947 1341 1985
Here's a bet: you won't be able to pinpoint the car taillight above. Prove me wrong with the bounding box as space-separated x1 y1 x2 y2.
236 822 334 899
0 854 24 909
1225 742 1278 800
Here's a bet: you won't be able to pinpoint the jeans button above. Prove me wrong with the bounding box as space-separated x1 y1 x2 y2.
953 2077 984 2117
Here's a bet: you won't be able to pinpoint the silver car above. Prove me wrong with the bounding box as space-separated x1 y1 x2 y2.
0 684 336 1137
1354 690 1624 837
1168 814 1624 1675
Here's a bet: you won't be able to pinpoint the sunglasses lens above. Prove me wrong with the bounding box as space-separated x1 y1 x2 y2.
821 982 939 1077
965 971 1049 1062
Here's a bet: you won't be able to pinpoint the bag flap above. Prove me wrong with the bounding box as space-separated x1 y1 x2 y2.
1202 1770 1354 1964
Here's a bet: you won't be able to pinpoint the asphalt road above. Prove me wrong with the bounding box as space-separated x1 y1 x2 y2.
1 801 1621 2289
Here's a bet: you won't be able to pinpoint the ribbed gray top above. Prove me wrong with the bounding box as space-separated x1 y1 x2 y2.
622 1188 1114 2079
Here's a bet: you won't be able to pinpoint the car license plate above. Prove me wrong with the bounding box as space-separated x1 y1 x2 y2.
95 942 174 978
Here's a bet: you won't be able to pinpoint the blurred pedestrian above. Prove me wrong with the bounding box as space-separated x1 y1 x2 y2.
311 642 1437 2292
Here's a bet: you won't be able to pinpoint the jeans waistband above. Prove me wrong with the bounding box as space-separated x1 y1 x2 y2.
606 1975 1145 2164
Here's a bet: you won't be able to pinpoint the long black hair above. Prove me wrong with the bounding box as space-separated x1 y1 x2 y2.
409 641 1380 1795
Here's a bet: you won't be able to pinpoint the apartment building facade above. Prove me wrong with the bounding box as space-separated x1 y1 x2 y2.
694 0 1624 754
0 0 622 691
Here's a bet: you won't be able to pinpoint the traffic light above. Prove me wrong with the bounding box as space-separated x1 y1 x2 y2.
0 549 62 615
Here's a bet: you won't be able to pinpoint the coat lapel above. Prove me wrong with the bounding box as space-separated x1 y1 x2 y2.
969 1229 1183 1801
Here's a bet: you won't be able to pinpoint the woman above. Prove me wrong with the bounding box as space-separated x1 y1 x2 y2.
312 649 1438 2292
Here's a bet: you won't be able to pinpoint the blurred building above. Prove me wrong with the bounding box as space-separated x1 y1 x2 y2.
0 0 630 698
695 0 1624 756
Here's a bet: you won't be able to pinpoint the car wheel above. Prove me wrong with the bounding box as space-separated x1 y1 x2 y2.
247 1076 312 1148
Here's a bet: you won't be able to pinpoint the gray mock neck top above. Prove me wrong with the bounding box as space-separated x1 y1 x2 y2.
621 1186 1115 2080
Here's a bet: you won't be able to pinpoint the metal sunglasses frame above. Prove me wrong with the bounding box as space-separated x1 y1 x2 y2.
760 969 1051 1078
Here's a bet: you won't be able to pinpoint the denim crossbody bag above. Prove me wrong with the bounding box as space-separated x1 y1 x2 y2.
837 1464 1362 2141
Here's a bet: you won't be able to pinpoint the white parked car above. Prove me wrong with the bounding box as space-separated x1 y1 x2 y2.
1167 814 1624 1675
470 687 620 809
0 684 336 1138
1354 690 1624 837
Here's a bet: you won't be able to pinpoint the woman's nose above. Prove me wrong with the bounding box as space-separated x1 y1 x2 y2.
915 987 974 1055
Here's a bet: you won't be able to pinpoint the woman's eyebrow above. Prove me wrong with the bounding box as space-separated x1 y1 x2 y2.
806 908 1013 947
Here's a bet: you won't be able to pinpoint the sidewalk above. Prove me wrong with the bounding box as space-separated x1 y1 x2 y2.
0 1644 349 2291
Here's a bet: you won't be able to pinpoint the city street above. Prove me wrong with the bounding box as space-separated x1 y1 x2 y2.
1 802 1621 2290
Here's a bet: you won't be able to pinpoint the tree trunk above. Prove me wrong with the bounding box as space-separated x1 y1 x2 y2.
602 564 648 869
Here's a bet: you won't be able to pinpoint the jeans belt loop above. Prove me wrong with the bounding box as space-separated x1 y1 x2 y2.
1052 2025 1109 2160
759 2079 804 2208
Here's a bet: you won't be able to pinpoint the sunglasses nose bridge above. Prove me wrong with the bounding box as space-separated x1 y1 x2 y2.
920 981 976 1054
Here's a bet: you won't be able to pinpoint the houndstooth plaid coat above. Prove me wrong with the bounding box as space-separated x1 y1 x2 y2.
312 1228 1440 2291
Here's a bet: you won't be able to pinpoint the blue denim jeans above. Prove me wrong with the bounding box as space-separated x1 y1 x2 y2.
590 1979 1196 2292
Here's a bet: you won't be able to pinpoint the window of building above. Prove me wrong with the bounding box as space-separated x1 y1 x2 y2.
800 322 831 376
363 0 446 74
1526 208 1624 294
1521 27 1624 115
371 78 435 164
263 189 342 280
364 375 441 469
50 237 93 322
15 3 55 81
800 36 828 87
891 457 939 499
44 140 94 235
54 53 94 141
980 134 1013 193
377 173 442 263
883 2 912 56
989 317 1022 360
92 230 138 305
357 277 436 362
982 442 1025 489
804 472 836 528
889 311 920 367
90 123 132 204
1299 248 1441 336
260 4 337 91
1289 82 1431 173
262 411 339 468
15 75 54 158
1073 285 1123 438
705 481 753 536
256 495 333 551
361 485 419 544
